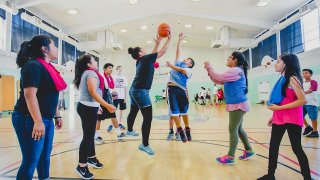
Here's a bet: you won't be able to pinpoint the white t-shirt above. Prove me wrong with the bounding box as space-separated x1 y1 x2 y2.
200 90 206 97
113 74 128 99
303 80 319 106
213 86 218 95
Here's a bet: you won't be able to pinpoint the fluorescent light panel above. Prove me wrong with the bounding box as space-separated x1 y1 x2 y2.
129 0 139 5
67 9 78 15
256 0 269 7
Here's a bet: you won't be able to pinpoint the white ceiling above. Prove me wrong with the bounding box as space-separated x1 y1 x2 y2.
11 0 307 49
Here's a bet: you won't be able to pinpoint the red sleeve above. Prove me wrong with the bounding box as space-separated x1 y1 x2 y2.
310 80 318 91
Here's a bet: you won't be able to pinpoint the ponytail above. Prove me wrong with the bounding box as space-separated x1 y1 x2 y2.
232 51 248 94
16 35 51 68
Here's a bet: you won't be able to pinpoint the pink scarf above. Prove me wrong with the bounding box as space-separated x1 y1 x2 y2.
88 68 105 94
35 58 67 91
104 73 114 89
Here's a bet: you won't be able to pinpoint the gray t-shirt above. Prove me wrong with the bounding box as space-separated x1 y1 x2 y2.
79 70 102 107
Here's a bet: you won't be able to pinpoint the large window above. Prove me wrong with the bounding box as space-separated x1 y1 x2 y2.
302 8 320 51
280 20 304 54
0 8 6 50
62 41 76 65
251 34 277 68
11 10 39 53
243 49 250 69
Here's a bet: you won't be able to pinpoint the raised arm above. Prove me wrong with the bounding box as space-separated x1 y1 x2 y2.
176 32 185 61
204 61 241 84
157 33 171 59
152 35 162 54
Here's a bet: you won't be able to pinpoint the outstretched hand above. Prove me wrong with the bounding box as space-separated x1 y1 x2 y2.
166 61 173 67
178 32 185 41
154 35 162 44
204 61 211 69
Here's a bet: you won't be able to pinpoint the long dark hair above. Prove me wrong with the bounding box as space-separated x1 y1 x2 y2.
280 54 303 97
232 51 248 94
73 54 93 89
128 47 141 60
16 35 52 68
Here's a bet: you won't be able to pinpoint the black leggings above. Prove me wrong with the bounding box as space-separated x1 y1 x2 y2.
127 105 153 146
77 103 99 164
268 123 311 179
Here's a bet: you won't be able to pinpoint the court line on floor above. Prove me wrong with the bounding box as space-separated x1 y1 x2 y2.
0 175 115 180
0 139 313 179
0 134 81 175
248 136 320 177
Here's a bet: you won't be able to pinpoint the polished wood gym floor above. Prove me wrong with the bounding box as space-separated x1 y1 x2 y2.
0 102 319 180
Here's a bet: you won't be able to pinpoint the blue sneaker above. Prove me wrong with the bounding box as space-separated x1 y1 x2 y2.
107 125 113 132
119 124 126 130
166 132 174 141
139 144 155 155
216 154 235 165
239 150 255 160
126 130 139 136
175 132 181 141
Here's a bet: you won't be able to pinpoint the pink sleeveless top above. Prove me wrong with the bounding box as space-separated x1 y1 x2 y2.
272 87 303 127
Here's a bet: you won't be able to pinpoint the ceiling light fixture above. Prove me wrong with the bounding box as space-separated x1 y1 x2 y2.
120 29 127 33
67 9 78 15
185 24 192 28
129 0 139 5
191 0 200 2
182 40 188 43
146 40 152 44
255 0 269 7
140 25 148 30
206 26 213 30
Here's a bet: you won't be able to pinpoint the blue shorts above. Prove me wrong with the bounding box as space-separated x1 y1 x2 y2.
129 87 151 109
303 105 318 121
168 86 189 116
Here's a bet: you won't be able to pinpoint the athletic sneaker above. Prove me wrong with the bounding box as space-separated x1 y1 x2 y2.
107 125 113 132
117 132 126 141
95 137 104 144
177 129 187 143
175 133 181 141
166 132 174 141
303 125 313 135
119 124 126 130
216 154 235 165
185 128 192 141
75 165 94 179
139 144 155 155
126 130 139 137
257 174 276 180
239 150 255 160
306 131 319 138
88 157 103 169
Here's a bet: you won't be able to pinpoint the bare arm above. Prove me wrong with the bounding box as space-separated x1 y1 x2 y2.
176 33 184 60
305 89 313 94
157 33 171 59
87 78 116 113
24 87 45 140
166 62 187 75
152 35 162 53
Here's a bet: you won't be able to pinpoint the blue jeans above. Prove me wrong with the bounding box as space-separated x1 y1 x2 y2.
12 111 54 180
168 86 189 116
129 87 152 109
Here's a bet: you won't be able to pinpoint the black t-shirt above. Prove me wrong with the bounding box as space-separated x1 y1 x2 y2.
132 53 158 90
14 60 59 119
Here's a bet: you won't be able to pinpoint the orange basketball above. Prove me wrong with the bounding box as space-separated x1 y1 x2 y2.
158 23 171 38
